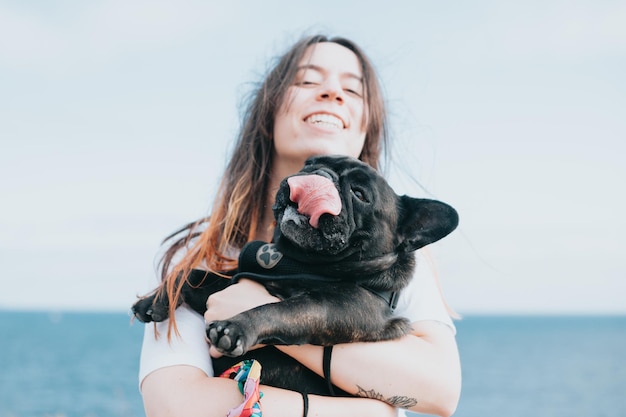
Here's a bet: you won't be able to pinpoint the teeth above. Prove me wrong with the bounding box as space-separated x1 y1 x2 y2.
305 114 343 129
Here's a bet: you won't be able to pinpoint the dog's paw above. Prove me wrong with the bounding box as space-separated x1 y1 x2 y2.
131 293 170 323
383 317 413 339
206 320 252 357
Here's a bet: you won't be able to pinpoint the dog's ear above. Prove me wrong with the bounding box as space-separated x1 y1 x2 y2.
396 196 459 253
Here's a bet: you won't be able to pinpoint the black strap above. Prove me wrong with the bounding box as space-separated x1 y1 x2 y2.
301 391 309 417
389 290 400 311
360 286 399 312
323 346 335 396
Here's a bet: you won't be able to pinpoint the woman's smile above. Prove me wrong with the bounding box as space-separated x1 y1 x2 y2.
304 113 345 131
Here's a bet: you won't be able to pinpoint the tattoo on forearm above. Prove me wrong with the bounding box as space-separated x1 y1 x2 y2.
388 395 419 408
356 385 418 408
355 386 384 401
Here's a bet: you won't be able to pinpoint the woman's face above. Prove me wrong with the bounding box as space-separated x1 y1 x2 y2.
273 42 367 172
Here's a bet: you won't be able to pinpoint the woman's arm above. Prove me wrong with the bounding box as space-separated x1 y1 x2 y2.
141 365 397 417
204 279 461 416
278 321 461 417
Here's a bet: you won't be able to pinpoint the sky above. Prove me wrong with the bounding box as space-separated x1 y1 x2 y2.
1 1 624 315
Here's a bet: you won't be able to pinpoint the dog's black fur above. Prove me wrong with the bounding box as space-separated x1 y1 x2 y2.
132 155 458 395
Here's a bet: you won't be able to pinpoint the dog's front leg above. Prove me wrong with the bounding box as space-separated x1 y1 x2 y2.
206 290 400 357
206 299 312 357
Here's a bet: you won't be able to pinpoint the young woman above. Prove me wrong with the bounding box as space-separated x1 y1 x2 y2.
139 35 461 417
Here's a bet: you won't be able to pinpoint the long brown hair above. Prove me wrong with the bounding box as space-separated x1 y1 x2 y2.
156 35 389 336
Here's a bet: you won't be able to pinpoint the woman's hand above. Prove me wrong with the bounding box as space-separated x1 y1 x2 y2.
204 278 280 357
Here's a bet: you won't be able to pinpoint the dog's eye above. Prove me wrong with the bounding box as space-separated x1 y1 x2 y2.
351 187 368 202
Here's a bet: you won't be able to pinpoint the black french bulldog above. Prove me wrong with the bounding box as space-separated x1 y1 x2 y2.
132 155 458 395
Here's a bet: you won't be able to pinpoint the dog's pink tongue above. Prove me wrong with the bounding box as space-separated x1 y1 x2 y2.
287 174 341 228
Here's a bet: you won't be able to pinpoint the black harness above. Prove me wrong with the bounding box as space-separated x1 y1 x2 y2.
233 241 400 312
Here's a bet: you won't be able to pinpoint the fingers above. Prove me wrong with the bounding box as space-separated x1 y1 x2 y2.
208 342 223 358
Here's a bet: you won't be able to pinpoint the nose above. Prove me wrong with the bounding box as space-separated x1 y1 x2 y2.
317 78 344 104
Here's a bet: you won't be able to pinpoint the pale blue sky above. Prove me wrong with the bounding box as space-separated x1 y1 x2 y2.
1 1 624 314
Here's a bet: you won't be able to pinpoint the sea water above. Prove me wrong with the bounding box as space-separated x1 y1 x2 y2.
0 312 624 417
455 315 626 417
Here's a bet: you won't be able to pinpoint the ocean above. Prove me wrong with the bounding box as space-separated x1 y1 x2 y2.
0 312 624 417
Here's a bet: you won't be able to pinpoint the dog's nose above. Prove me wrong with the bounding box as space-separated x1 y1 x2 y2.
287 174 341 228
